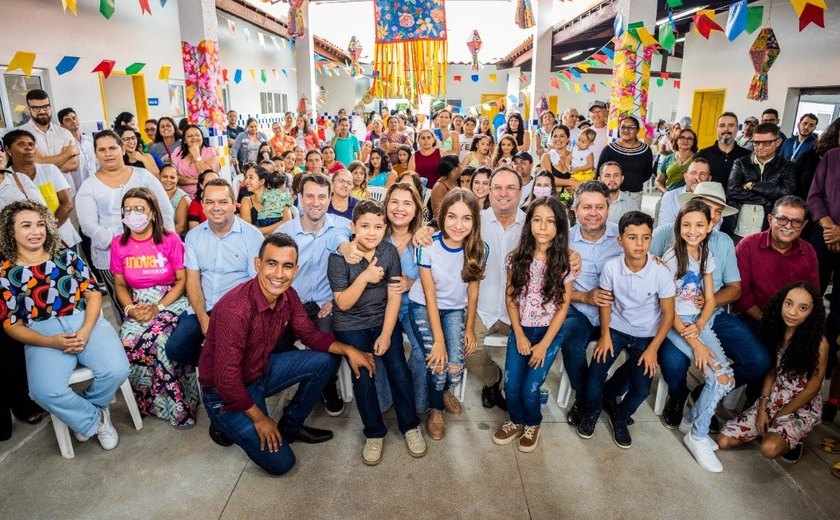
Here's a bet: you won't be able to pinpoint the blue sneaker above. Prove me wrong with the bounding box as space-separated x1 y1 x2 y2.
609 410 632 449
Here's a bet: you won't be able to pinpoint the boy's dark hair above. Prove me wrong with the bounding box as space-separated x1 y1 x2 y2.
259 233 298 261
618 210 653 235
352 198 386 224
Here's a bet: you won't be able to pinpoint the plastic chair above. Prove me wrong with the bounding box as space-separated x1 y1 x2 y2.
453 333 508 405
337 358 355 403
367 186 387 202
51 367 143 459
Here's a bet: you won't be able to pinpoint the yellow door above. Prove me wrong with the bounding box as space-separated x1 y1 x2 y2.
480 93 506 122
691 90 726 149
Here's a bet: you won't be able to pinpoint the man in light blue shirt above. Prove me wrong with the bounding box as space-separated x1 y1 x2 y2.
165 179 264 367
560 181 623 426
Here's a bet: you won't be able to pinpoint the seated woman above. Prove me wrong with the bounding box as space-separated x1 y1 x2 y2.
0 200 129 450
367 148 396 187
239 164 292 236
111 188 199 428
328 169 358 220
117 126 159 177
170 124 220 199
718 282 828 463
187 170 219 230
321 145 346 175
158 165 190 236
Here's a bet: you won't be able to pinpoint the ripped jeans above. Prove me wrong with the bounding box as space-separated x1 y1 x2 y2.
667 314 735 438
504 326 564 426
409 302 465 412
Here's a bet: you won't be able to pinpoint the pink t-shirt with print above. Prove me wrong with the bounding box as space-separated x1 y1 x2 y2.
110 232 185 289
518 259 576 327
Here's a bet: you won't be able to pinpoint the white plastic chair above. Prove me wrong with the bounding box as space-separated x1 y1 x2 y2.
453 333 508 404
337 358 354 403
367 186 387 202
52 368 143 459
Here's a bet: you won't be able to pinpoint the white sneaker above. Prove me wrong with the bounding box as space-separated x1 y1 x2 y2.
96 408 119 451
362 437 384 466
679 416 719 451
74 430 91 443
404 427 427 458
684 432 723 473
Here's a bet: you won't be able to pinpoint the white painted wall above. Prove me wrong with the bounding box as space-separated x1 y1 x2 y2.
676 0 840 134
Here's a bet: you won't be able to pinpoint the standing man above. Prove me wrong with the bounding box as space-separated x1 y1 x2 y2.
562 108 581 143
588 101 609 159
200 233 375 476
226 110 244 148
727 123 796 240
761 108 787 140
20 89 79 174
601 162 641 224
57 107 97 195
331 116 361 166
513 151 534 205
780 113 818 163
736 116 758 151
696 112 751 188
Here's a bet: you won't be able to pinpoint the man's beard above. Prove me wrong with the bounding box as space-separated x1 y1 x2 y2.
33 114 51 126
719 133 734 145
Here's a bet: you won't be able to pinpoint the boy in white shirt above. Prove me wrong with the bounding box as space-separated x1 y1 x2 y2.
576 211 675 448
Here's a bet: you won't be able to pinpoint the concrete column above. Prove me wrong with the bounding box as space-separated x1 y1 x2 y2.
293 1 318 123
527 0 555 130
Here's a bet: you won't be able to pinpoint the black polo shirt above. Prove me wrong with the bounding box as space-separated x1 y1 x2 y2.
696 142 751 190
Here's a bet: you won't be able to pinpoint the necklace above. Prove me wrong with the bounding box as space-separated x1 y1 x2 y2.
17 249 50 266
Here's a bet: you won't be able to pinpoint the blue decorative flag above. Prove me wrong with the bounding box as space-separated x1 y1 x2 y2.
55 56 80 75
569 68 582 78
613 14 624 38
602 47 615 60
726 0 748 41
470 74 479 83
233 69 242 84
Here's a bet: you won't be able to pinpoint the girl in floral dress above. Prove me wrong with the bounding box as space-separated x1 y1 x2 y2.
717 282 828 462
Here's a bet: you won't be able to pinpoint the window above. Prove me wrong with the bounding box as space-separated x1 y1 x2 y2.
0 70 46 127
259 92 288 115
168 82 186 118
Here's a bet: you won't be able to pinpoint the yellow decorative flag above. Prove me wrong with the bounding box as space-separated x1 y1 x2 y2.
488 73 497 83
249 69 256 81
635 27 659 48
62 0 78 14
158 65 171 81
7 51 37 77
577 63 591 73
573 82 581 93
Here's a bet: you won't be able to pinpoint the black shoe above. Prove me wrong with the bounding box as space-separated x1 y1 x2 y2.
823 402 838 424
576 411 598 439
662 395 687 430
603 398 635 426
780 444 803 464
322 382 345 417
280 424 334 444
481 369 505 409
567 400 583 427
209 424 233 447
609 410 632 449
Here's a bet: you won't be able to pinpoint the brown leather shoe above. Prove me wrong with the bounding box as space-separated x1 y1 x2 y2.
426 409 446 440
443 390 463 416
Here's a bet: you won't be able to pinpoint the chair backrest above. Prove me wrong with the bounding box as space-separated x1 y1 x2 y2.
368 186 387 202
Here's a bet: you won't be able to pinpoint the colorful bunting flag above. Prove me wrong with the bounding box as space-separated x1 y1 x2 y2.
613 13 624 38
726 0 748 41
124 62 145 75
602 47 615 60
658 22 676 52
746 6 764 34
222 68 229 82
271 36 281 49
139 0 151 15
636 27 659 48
583 84 590 93
793 0 826 30
258 32 266 47
227 18 236 36
661 72 670 80
562 79 571 92
249 69 256 81
453 75 461 82
100 0 115 19
55 56 80 75
569 68 581 78
674 80 681 88
666 0 683 7
282 69 288 77
693 10 724 39
577 63 591 73
243 27 251 42
260 69 267 83
550 75 560 89
62 0 78 15
92 60 116 78
471 74 480 83
656 78 664 87
573 83 581 93
7 51 36 78
234 69 242 84
627 21 644 41
488 73 497 83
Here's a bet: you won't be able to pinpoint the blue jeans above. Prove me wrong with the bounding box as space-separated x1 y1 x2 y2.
374 313 428 414
202 350 338 476
409 302 465 412
24 313 129 438
165 312 204 366
504 327 564 426
557 306 596 403
335 325 420 438
585 329 654 418
659 311 770 402
666 314 735 437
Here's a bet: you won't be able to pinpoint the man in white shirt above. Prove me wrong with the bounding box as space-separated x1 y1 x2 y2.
602 162 641 224
588 100 610 160
57 107 97 195
19 89 78 174
562 108 581 144
656 157 711 228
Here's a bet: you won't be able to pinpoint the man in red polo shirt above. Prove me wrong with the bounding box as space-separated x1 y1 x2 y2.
199 233 375 476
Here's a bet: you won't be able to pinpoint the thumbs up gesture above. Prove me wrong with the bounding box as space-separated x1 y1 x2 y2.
361 257 385 284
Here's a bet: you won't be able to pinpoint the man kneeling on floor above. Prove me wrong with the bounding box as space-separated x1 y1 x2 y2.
198 233 375 476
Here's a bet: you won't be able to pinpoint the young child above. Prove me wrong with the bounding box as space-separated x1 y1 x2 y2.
408 188 486 440
328 199 426 465
577 211 675 448
393 145 412 175
348 160 369 200
493 197 575 452
257 171 293 227
570 128 596 183
662 200 734 473
718 282 828 464
521 170 556 211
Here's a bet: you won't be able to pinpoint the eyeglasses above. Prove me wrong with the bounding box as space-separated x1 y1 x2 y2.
752 139 777 147
619 126 638 131
122 136 137 142
122 205 148 215
772 215 806 229
28 104 50 113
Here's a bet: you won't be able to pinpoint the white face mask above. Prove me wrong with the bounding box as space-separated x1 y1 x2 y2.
533 186 552 198
122 212 150 233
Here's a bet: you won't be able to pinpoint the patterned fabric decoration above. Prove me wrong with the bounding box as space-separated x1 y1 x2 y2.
467 30 482 71
181 40 225 132
608 32 655 138
747 28 780 101
515 0 535 29
372 0 448 101
347 36 363 76
289 0 306 38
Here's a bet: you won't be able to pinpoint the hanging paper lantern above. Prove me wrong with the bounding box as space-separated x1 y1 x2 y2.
347 36 363 76
515 0 535 29
747 28 780 101
466 30 482 72
289 0 306 38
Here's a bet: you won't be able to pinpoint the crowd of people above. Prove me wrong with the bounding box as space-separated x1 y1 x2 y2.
1 87 839 479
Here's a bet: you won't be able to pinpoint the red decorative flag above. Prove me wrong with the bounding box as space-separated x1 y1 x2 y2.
562 69 573 79
798 3 825 30
692 10 724 39
92 60 116 78
222 68 229 82
592 53 609 64
453 75 461 82
661 72 670 80
139 0 151 14
550 75 560 89
674 80 681 89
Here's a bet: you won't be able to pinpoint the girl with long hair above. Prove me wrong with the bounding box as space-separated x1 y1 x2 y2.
661 200 734 473
470 167 491 210
504 113 530 152
432 109 460 155
393 145 412 175
718 282 828 463
493 135 518 168
477 116 496 149
408 188 486 440
349 161 370 200
460 133 493 170
493 197 573 452
290 114 321 151
367 148 395 187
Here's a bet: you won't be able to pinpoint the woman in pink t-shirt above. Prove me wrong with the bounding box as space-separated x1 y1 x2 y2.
170 124 220 198
110 187 198 427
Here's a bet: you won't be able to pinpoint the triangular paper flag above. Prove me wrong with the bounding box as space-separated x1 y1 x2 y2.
666 0 683 7
591 84 596 93
271 36 281 49
520 73 527 83
249 69 256 81
746 6 764 33
613 13 624 38
658 22 676 52
577 63 591 73
7 51 36 78
222 68 229 82
656 78 664 87
258 32 266 47
160 0 167 6
583 84 590 93
602 47 615 59
636 27 659 48
674 80 681 89
562 79 571 92
125 62 145 75
799 3 826 30
62 0 78 15
227 18 236 36
488 73 497 83
790 0 810 15
234 69 242 84
592 53 608 64
139 0 151 15
282 69 288 77
471 74 480 83
726 0 748 41
272 69 279 80
55 56 80 75
260 69 267 83
562 70 572 79
569 68 582 78
243 27 251 42
92 60 116 78
158 65 171 80
627 21 644 41
453 75 461 82
693 10 724 39
661 72 670 80
550 75 560 89
100 0 115 19
573 83 582 93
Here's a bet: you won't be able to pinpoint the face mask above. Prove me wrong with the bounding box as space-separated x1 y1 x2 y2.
122 212 150 233
533 186 553 198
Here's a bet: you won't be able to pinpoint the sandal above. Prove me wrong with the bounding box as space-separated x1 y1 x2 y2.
819 437 840 454
833 462 840 479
